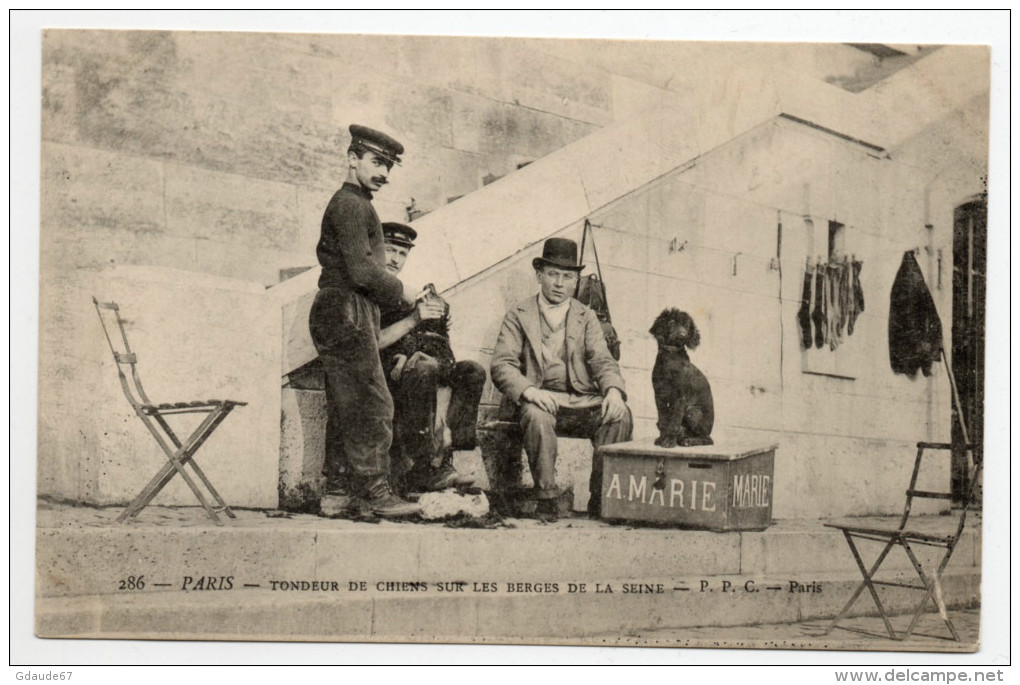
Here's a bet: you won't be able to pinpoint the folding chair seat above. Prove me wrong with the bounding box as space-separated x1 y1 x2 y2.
824 441 981 641
93 297 247 526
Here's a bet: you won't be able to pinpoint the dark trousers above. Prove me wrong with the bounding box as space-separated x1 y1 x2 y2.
390 358 486 478
309 288 393 493
518 402 633 503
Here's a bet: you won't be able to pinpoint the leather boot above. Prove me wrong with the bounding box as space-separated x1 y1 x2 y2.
535 498 559 522
319 491 359 518
421 464 475 491
363 477 421 518
409 452 475 492
418 465 461 492
438 451 475 488
319 480 361 518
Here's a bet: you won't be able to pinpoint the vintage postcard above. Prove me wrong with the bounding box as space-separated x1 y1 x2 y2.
26 18 999 660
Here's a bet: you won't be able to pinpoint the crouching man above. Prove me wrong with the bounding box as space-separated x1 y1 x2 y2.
379 222 485 492
490 238 633 517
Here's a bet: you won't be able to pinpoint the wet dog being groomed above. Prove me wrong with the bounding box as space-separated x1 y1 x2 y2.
649 309 715 448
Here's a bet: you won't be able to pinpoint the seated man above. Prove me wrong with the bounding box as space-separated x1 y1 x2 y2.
490 237 633 517
379 222 486 492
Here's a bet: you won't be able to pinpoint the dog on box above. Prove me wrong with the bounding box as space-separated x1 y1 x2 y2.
649 309 714 447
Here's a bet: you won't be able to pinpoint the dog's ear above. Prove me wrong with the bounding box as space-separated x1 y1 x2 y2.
649 310 669 340
684 315 701 350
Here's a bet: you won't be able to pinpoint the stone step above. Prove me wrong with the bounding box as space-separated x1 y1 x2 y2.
36 567 980 643
35 503 982 642
36 506 980 599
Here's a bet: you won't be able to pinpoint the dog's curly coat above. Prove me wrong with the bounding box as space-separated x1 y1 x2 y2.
649 309 714 447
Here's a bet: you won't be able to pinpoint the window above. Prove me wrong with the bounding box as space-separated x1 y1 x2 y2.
800 218 860 380
828 220 846 262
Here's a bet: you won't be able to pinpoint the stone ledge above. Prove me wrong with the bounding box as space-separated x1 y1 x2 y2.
35 567 980 643
35 502 981 600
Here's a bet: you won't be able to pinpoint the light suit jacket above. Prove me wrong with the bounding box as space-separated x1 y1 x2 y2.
490 295 626 405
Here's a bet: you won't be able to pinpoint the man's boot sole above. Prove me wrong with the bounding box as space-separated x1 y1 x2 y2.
371 506 421 518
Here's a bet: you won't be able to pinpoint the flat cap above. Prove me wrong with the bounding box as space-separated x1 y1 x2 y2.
382 222 417 248
349 124 404 165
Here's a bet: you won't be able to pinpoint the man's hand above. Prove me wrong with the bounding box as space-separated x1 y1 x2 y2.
390 354 408 382
601 387 627 423
404 350 436 372
415 297 445 324
522 386 558 415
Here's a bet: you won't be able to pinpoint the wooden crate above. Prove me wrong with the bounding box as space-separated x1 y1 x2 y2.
598 440 777 531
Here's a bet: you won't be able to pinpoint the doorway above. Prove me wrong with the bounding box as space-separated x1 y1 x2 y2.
951 198 986 502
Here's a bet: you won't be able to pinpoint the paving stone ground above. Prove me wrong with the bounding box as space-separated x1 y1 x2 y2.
35 498 977 537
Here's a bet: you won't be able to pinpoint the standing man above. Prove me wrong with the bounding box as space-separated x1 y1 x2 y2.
309 125 427 518
378 222 486 493
490 238 633 518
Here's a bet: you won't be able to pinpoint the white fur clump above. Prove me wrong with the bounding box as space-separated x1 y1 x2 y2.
418 491 489 520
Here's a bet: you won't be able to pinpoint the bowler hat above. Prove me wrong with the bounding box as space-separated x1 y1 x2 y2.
532 237 584 271
382 222 417 249
349 124 404 165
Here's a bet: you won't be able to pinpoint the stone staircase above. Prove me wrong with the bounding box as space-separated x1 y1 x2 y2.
35 503 981 643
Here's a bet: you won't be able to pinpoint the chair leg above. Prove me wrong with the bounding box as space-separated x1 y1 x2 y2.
168 450 223 525
157 409 237 518
149 411 228 524
184 461 236 518
901 543 960 641
118 409 219 519
119 443 223 525
825 532 899 639
118 409 227 525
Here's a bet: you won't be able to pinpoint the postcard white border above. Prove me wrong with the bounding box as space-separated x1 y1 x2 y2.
10 9 1012 672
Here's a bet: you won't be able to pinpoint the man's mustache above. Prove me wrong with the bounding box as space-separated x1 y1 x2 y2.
372 177 388 185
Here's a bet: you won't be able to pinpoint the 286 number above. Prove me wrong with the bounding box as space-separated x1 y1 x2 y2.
118 575 145 590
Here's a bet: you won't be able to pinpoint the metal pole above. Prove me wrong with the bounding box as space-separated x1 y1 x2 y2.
941 347 973 476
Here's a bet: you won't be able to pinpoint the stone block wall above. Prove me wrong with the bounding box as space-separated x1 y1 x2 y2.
39 31 879 289
275 98 987 518
38 32 988 517
37 30 674 506
40 266 282 507
430 117 985 518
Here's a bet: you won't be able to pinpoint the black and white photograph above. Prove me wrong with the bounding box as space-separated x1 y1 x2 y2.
11 10 1009 671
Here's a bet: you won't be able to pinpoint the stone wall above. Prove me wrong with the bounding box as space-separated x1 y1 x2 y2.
428 112 986 518
39 266 282 507
40 31 876 287
40 29 684 506
37 32 987 515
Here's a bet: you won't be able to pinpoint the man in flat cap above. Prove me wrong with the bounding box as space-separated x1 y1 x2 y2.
377 222 485 493
309 125 441 518
490 237 633 518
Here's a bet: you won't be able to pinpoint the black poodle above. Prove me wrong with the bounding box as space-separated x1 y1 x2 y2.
649 309 714 447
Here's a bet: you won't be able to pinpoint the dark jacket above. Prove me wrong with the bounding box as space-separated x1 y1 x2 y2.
316 182 404 309
888 251 943 377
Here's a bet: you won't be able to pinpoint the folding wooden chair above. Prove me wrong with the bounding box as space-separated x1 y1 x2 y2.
824 441 981 641
93 297 247 526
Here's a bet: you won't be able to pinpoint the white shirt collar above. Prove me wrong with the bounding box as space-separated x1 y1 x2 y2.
538 293 570 328
538 292 570 312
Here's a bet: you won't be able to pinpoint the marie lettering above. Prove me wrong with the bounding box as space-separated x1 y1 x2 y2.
731 474 770 508
605 473 717 511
